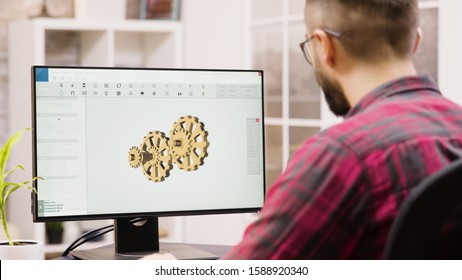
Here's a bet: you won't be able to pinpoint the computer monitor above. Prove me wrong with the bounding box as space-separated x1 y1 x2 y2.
31 66 265 259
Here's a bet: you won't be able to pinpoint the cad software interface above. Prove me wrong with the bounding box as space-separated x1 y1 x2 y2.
34 67 265 218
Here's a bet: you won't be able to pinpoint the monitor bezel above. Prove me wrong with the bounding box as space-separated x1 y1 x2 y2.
31 65 266 223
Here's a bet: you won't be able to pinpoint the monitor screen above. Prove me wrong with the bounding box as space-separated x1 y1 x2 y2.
31 66 265 259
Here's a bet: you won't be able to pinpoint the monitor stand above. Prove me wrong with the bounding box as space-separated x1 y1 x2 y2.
70 217 219 260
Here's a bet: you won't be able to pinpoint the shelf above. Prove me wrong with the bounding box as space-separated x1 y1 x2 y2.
15 18 183 32
10 18 183 68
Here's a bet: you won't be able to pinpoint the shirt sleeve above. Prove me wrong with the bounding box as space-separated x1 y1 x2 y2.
224 136 369 259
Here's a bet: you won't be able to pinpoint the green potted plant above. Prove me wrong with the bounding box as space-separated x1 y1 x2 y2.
0 128 43 259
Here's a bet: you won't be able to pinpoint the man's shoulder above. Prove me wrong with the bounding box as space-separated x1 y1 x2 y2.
319 94 462 157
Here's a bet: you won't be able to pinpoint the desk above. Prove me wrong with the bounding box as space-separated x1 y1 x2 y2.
68 242 232 260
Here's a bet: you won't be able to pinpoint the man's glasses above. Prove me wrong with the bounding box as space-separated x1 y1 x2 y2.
299 29 342 65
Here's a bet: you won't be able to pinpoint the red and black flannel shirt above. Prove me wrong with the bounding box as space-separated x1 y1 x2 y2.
225 75 462 259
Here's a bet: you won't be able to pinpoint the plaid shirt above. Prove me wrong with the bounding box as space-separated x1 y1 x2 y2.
225 76 462 259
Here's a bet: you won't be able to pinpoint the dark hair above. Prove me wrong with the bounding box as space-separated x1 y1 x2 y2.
306 0 419 62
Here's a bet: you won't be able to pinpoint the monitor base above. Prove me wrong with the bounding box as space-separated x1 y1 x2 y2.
71 243 219 260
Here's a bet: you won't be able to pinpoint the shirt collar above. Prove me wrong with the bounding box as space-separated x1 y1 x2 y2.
345 75 441 118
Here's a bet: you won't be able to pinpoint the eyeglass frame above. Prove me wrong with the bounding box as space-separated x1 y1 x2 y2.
299 29 342 65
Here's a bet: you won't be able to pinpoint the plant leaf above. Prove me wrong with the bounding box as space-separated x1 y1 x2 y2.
2 183 22 201
0 128 32 246
0 129 27 192
3 179 38 201
4 164 25 179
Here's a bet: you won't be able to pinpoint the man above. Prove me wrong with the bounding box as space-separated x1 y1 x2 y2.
224 0 462 259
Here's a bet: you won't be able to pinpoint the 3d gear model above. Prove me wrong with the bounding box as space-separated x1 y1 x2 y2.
169 116 209 172
128 115 210 183
141 131 173 182
128 146 142 168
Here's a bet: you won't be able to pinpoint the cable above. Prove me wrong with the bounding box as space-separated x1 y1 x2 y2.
61 224 113 256
64 228 114 256
61 218 149 256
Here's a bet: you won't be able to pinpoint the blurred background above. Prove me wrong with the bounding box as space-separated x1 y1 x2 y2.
0 0 460 259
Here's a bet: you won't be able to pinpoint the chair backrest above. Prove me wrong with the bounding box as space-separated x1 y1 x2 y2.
383 159 462 259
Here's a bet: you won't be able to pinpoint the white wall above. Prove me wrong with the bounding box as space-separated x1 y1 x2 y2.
182 0 247 69
439 0 462 105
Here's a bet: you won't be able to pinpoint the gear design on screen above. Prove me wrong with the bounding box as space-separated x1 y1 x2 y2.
128 115 209 183
169 116 209 171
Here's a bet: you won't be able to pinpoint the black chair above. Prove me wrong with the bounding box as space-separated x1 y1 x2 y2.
383 159 462 259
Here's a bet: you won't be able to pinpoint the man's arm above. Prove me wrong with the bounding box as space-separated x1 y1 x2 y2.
224 136 369 259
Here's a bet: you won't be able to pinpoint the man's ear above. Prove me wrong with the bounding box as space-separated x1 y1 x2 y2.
413 28 422 54
312 29 336 67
